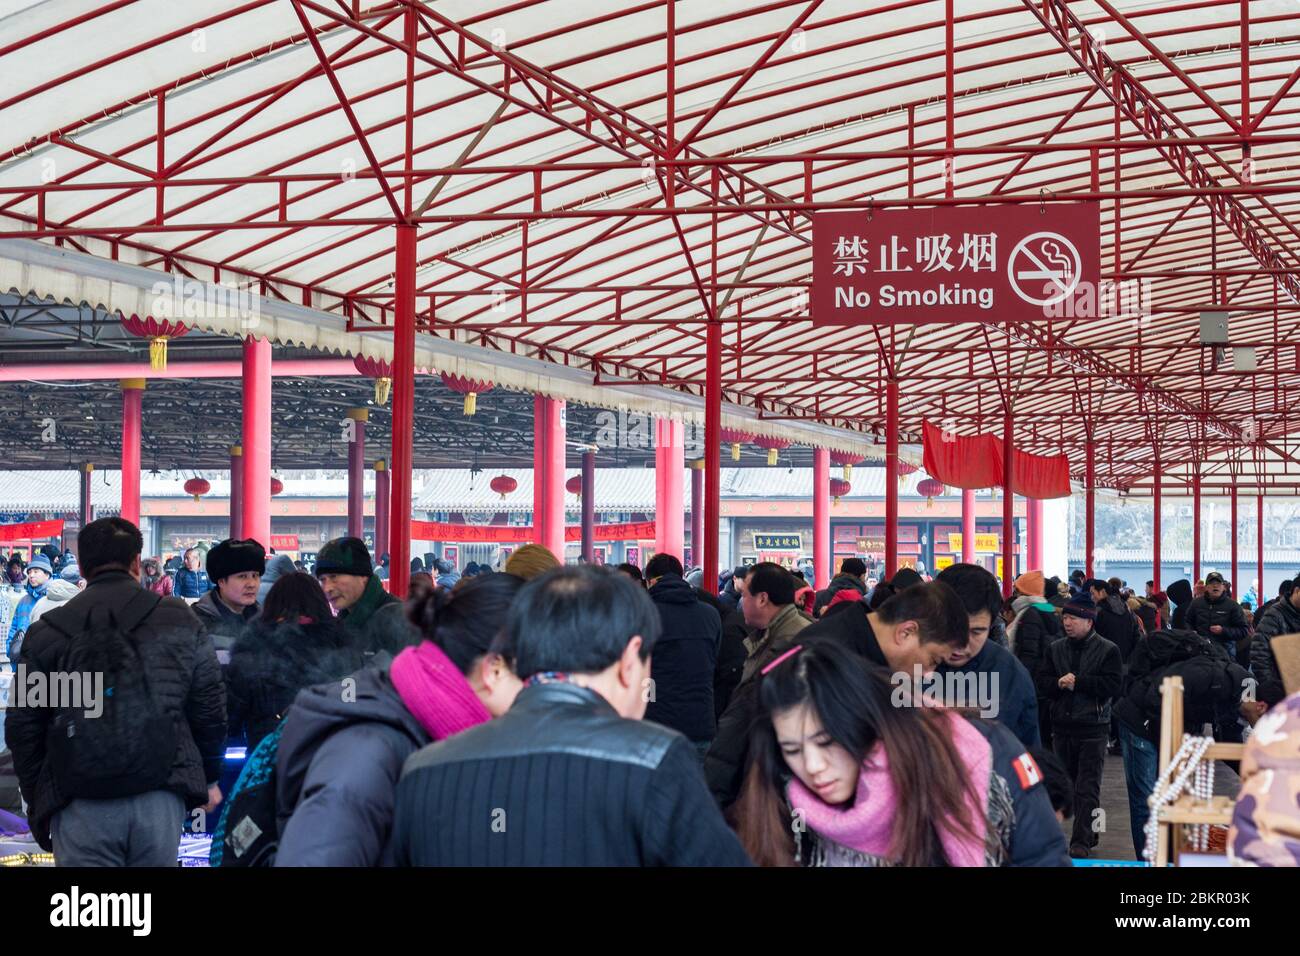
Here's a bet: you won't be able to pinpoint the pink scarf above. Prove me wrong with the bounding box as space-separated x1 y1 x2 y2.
787 712 992 866
389 641 491 741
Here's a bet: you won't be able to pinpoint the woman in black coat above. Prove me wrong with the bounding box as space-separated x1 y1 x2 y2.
225 573 366 750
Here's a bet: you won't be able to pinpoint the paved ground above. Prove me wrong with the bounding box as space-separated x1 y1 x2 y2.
1066 753 1240 861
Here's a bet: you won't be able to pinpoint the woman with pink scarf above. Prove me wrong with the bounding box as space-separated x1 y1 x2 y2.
274 572 524 866
733 639 1062 867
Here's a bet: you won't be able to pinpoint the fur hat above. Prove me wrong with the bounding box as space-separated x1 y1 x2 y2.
1062 592 1098 621
206 538 266 582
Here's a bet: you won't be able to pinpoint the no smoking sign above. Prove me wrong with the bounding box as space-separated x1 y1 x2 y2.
812 202 1101 325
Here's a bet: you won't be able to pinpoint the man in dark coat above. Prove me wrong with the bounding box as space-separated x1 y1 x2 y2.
936 563 1041 749
193 538 265 665
643 553 721 754
1038 592 1123 859
812 556 868 617
4 517 225 863
1087 578 1143 666
1251 573 1300 708
1166 578 1193 630
1184 571 1250 658
1115 628 1252 859
391 566 750 866
315 536 416 656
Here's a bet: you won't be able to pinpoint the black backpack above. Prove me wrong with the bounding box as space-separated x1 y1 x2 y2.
45 591 179 800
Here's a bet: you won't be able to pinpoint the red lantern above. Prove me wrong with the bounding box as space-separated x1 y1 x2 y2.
440 372 494 416
489 475 518 499
353 354 393 405
754 435 792 466
183 477 210 502
121 314 189 371
829 478 851 503
830 450 862 482
565 475 583 497
916 477 946 507
271 477 284 496
896 459 919 486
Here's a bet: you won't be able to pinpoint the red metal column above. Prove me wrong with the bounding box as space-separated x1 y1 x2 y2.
346 408 367 539
79 462 93 531
389 224 417 597
241 336 272 547
228 445 243 539
532 395 566 559
1002 412 1015 597
689 458 703 568
961 488 976 564
1085 443 1096 579
1257 493 1265 600
885 379 899 579
120 378 143 527
1231 484 1239 593
1193 471 1202 583
374 458 390 562
1152 445 1162 590
1026 497 1043 571
704 325 722 593
654 419 684 559
813 446 830 590
581 450 596 563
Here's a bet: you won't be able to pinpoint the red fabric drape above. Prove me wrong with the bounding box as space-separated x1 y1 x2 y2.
922 422 1001 490
922 421 1071 498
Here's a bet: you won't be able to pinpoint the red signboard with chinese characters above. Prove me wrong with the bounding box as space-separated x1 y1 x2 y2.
270 534 299 550
811 203 1100 325
410 520 655 543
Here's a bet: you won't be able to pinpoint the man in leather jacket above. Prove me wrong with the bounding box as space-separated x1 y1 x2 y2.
392 565 750 866
1037 592 1122 859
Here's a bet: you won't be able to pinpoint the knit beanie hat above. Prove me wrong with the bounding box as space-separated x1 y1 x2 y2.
1062 592 1098 621
503 543 560 581
206 538 267 582
314 536 373 578
1014 570 1045 597
26 553 53 576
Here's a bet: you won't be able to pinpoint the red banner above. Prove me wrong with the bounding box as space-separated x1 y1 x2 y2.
270 534 299 550
923 421 1071 499
410 521 655 544
812 203 1100 325
0 519 64 541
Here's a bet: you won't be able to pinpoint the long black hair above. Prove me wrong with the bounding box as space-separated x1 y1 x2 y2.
734 639 987 867
410 571 524 676
260 572 334 625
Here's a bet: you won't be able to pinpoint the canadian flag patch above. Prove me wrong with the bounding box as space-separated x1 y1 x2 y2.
1013 752 1043 790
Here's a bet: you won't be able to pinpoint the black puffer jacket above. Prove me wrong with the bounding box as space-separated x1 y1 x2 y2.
225 617 367 750
1185 593 1249 650
193 590 259 665
1251 596 1300 707
645 574 721 742
275 665 429 866
1093 592 1143 665
1037 631 1122 730
5 571 226 850
1115 629 1248 744
1009 599 1061 681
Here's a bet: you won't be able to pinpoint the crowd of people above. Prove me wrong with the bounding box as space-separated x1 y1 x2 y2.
3 522 1298 868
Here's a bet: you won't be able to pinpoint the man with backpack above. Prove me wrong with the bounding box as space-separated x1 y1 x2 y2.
1115 627 1254 859
4 517 226 865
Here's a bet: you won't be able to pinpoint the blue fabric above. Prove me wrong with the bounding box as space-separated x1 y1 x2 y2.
5 581 47 657
1119 722 1158 859
174 568 212 598
936 639 1041 749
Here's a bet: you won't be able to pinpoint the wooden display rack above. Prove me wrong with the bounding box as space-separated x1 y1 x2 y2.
1151 675 1244 866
